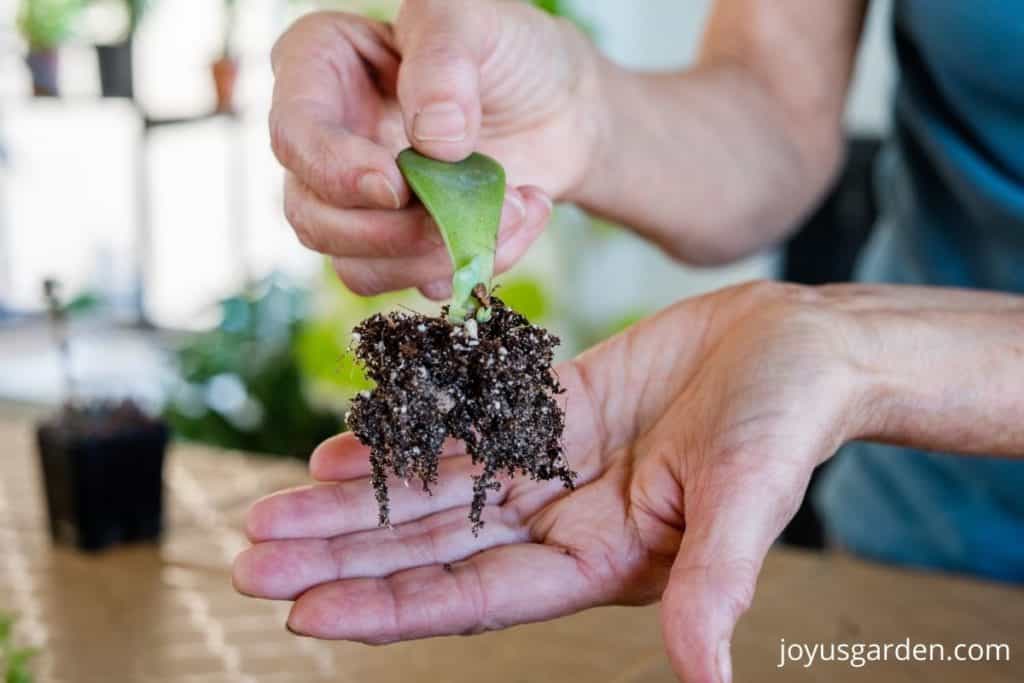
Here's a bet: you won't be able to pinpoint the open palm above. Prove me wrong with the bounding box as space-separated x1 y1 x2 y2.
234 282 864 682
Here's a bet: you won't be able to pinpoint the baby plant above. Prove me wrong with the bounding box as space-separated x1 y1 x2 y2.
347 150 575 533
396 149 505 322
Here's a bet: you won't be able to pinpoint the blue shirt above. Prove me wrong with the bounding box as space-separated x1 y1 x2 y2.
815 1 1024 581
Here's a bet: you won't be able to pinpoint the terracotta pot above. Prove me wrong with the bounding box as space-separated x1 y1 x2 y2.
211 56 239 114
26 48 59 97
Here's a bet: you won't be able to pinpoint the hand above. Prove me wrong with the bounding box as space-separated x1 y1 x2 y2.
271 1 604 299
233 281 875 682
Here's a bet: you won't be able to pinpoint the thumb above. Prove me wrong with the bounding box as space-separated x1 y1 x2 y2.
661 459 810 683
394 0 490 161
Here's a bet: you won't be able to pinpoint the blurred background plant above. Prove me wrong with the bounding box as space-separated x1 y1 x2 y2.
18 0 83 95
162 258 559 456
17 0 81 49
163 273 342 457
0 614 35 683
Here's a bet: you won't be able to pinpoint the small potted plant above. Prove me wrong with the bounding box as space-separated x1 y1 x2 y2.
18 0 83 96
35 279 170 552
92 0 150 98
210 0 239 114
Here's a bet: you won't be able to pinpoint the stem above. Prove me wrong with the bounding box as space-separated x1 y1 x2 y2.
43 279 75 402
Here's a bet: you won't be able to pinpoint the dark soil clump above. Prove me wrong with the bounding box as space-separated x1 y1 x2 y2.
41 399 162 442
346 297 575 533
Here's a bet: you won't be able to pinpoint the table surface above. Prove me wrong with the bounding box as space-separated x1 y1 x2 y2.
0 416 1020 683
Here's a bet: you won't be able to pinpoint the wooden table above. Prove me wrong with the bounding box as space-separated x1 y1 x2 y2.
1 417 1020 682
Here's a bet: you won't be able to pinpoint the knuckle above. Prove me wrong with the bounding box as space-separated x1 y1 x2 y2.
278 11 339 57
293 221 326 255
243 502 267 542
268 107 294 167
732 279 780 301
734 279 813 306
306 147 336 201
326 540 349 579
333 265 377 297
283 191 321 253
721 562 758 618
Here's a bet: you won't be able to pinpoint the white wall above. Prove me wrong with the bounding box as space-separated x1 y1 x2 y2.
569 0 895 135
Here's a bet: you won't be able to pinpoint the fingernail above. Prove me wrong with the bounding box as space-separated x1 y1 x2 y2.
498 194 526 248
718 639 733 683
498 221 519 247
504 190 526 223
413 102 467 143
420 280 452 300
357 171 401 209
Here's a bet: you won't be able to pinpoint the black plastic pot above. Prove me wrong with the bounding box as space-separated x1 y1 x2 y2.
25 48 59 97
36 403 169 552
96 40 134 99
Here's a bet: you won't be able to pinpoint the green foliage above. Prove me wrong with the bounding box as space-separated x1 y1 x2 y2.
397 149 506 322
287 0 399 21
164 265 431 457
164 275 341 458
530 0 566 15
530 0 592 34
494 276 550 322
127 0 149 27
62 291 103 315
0 614 35 683
295 260 420 404
18 0 82 49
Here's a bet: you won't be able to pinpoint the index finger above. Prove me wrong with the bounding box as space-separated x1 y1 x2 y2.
270 12 411 209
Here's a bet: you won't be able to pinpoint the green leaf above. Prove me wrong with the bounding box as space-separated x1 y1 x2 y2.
18 0 83 49
494 276 549 322
397 148 506 322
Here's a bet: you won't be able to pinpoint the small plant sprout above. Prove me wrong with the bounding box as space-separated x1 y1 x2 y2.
348 150 575 534
43 278 75 401
396 149 505 322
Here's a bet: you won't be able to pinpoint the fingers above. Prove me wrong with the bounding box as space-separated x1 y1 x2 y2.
233 505 527 601
329 186 551 296
271 112 410 211
309 433 466 482
418 279 453 302
270 13 411 209
660 460 810 683
245 455 510 543
394 1 496 161
286 543 598 642
283 173 438 258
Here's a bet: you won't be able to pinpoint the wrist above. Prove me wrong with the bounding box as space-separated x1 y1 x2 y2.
792 286 902 458
812 284 943 450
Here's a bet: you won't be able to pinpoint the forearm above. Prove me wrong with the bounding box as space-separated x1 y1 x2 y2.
832 285 1024 456
570 62 839 264
565 1 865 265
